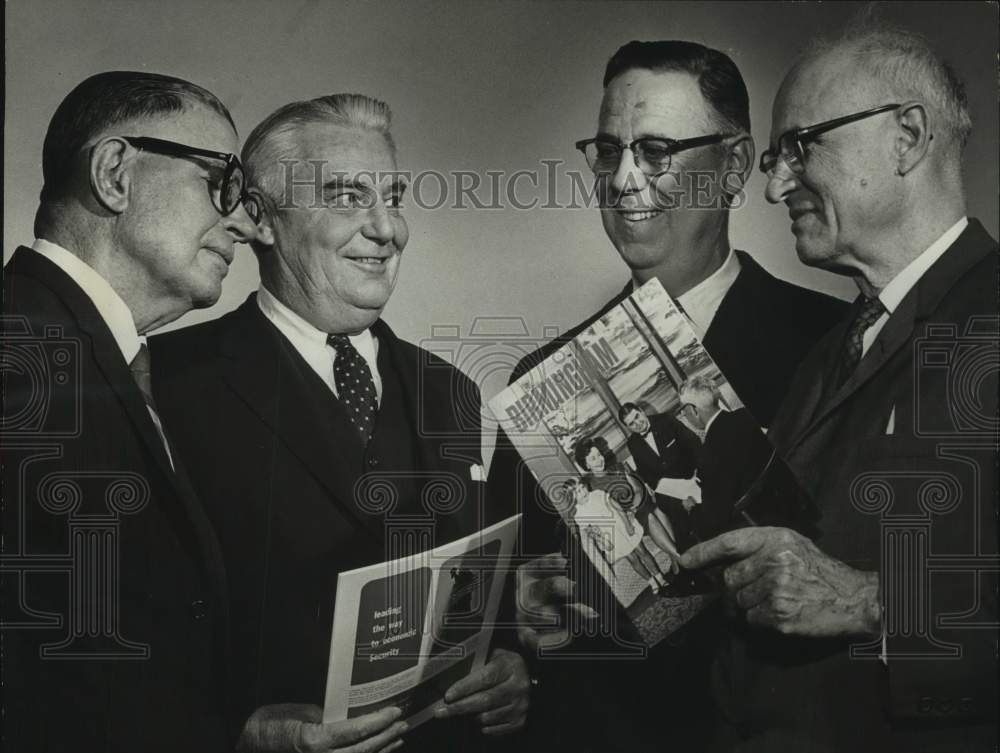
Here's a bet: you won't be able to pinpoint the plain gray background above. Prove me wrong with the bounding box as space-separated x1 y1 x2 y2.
5 1 998 378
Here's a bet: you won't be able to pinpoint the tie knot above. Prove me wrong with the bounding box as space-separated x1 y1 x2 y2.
327 334 351 353
856 296 886 327
130 342 151 374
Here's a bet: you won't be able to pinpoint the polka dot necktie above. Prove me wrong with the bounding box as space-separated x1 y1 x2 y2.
839 295 887 385
328 334 378 444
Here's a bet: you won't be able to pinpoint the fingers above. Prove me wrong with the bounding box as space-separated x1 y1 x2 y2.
679 527 781 570
438 650 531 721
336 719 408 753
479 701 528 735
482 719 527 736
526 574 576 606
321 708 405 751
443 656 511 703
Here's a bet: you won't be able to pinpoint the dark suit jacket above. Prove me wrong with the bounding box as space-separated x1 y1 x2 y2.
716 220 998 752
627 412 702 547
2 248 230 752
151 296 498 748
487 251 847 753
627 412 701 487
691 408 772 541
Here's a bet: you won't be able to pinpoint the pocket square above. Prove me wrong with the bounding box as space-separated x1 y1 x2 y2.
469 463 485 482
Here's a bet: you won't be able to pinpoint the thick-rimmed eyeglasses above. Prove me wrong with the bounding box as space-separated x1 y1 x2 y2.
575 133 733 177
121 136 254 218
759 103 901 177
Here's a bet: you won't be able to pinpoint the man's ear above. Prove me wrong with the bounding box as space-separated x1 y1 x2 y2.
248 188 276 249
89 137 134 214
895 102 931 176
722 134 755 205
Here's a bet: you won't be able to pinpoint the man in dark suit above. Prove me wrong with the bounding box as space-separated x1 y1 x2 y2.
675 378 771 541
492 41 847 753
152 94 530 753
2 72 255 752
681 24 998 752
620 402 701 551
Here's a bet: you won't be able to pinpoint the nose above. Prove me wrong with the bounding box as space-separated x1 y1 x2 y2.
764 159 798 205
361 198 396 246
609 146 648 198
220 202 258 244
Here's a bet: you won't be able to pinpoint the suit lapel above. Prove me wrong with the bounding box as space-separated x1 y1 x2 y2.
9 249 184 490
7 248 228 602
218 299 384 542
787 220 997 447
376 320 481 541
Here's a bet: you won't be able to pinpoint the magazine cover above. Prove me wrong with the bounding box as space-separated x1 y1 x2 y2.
488 280 810 646
323 514 519 728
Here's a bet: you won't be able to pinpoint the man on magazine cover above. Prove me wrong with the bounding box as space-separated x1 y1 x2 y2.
620 401 702 551
2 71 255 752
490 40 847 752
152 94 530 752
681 22 998 752
676 377 772 541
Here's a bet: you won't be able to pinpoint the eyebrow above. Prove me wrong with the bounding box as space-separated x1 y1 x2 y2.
321 176 408 192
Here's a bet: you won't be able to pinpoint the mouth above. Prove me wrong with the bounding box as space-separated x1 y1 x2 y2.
615 208 663 223
347 256 390 269
207 247 234 267
787 204 816 223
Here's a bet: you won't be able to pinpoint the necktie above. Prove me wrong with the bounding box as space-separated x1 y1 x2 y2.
129 343 175 468
328 334 378 443
840 295 886 384
129 343 157 411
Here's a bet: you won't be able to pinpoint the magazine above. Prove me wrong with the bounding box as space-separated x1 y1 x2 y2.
322 514 519 727
488 279 810 646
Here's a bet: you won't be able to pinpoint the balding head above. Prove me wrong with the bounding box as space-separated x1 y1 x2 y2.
764 22 969 288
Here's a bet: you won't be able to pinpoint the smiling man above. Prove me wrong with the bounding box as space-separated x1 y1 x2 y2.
679 24 999 752
3 71 255 752
151 94 530 753
488 40 848 753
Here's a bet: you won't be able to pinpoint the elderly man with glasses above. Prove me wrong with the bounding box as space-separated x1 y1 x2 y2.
488 40 847 752
679 24 999 753
2 71 255 752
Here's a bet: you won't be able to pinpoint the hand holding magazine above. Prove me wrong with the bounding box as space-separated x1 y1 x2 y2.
489 280 814 646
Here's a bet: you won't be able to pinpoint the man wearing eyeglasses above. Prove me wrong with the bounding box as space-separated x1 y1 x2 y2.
680 25 998 752
488 40 848 753
2 71 255 752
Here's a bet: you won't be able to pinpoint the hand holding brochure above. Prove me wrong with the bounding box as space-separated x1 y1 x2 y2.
323 515 519 728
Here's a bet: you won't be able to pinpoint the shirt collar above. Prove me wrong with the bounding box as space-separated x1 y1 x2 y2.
31 238 143 363
256 284 379 383
703 406 725 436
632 248 741 337
877 217 968 314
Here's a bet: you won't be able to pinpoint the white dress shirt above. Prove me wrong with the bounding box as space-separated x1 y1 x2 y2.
676 248 742 337
32 238 174 467
256 285 382 403
864 217 968 356
33 238 143 363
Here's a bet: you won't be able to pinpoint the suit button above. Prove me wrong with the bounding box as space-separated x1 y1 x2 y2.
190 599 208 620
367 457 379 468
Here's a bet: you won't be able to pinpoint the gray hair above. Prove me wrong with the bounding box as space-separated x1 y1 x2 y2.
679 375 721 404
808 17 972 154
242 93 395 208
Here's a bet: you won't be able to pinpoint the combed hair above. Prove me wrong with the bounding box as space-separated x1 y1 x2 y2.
679 375 721 403
242 94 394 206
809 17 972 152
39 71 235 203
603 40 750 135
